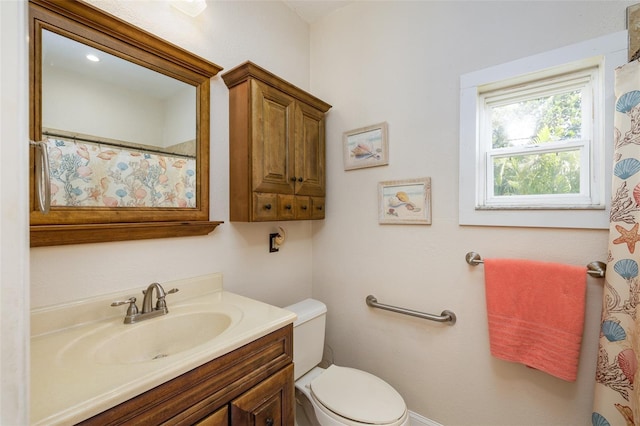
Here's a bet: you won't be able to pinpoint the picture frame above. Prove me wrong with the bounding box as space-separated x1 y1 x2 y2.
343 122 389 170
378 177 432 225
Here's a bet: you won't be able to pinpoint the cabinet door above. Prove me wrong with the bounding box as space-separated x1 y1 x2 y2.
251 80 295 194
230 364 294 426
294 102 326 197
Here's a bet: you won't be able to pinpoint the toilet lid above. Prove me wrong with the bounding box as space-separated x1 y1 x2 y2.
310 365 406 424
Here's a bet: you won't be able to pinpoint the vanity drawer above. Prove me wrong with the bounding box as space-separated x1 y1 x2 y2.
195 406 228 426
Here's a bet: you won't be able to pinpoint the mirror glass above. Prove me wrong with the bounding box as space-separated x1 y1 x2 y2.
41 29 198 208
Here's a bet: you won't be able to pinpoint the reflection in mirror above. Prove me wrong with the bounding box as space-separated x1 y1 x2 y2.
41 29 197 208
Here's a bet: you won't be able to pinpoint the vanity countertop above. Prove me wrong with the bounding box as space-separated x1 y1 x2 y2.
30 273 296 425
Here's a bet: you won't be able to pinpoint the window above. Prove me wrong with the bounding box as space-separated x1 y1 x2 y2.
459 31 627 229
480 66 598 208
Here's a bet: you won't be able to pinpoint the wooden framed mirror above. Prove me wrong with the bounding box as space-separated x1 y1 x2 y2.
29 0 223 246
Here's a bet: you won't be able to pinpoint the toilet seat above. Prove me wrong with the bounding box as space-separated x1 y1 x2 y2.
309 365 407 424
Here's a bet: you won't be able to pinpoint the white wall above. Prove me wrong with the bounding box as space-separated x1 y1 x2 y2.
1 0 29 424
43 67 166 145
163 87 196 148
31 0 314 310
43 66 196 148
310 2 634 425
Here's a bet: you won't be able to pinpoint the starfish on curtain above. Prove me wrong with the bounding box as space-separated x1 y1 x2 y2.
613 223 640 253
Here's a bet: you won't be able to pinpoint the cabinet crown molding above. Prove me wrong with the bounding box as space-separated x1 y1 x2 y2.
222 61 331 112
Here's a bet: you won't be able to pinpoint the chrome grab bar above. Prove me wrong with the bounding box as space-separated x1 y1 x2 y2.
365 295 456 325
465 251 606 278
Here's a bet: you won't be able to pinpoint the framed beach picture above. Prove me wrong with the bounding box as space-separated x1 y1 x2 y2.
378 177 432 225
343 122 389 170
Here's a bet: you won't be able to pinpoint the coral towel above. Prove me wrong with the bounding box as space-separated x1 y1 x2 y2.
483 258 587 382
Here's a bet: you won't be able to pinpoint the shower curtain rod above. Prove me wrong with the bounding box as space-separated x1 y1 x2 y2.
42 131 196 159
465 251 606 278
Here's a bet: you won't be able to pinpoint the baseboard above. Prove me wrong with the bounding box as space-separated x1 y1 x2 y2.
410 410 443 426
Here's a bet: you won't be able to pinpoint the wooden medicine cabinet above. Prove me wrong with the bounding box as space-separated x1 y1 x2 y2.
222 62 331 222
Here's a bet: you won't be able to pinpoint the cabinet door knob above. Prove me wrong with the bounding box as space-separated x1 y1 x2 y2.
285 204 292 210
297 177 303 183
317 206 323 210
266 418 274 426
290 177 297 182
264 204 272 210
301 205 308 210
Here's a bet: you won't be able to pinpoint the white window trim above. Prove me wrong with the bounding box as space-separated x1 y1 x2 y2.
459 30 627 229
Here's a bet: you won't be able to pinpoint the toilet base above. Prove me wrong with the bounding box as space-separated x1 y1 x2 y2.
294 367 410 426
295 387 321 426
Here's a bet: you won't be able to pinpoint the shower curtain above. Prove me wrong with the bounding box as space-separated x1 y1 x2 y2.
593 60 640 426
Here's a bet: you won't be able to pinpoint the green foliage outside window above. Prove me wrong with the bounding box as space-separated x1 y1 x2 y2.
491 91 583 196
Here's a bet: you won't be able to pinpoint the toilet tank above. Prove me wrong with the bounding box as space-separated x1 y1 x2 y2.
284 298 327 380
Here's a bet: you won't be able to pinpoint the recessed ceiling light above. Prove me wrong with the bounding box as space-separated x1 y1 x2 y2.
86 54 100 62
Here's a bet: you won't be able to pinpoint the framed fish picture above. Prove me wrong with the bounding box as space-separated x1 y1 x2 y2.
343 122 389 170
378 177 431 225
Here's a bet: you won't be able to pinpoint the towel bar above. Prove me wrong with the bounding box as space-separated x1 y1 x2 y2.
365 295 456 325
465 251 606 278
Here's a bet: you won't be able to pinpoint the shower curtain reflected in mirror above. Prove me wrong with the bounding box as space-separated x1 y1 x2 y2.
593 60 640 426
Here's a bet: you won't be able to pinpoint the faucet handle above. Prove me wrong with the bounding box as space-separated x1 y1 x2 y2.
111 297 139 316
156 288 179 310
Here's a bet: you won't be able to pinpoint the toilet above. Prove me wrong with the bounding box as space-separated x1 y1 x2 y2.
285 299 410 426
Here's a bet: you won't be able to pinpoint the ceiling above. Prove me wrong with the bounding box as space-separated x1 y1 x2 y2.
282 0 353 23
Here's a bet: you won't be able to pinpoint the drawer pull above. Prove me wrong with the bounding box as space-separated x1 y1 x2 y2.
264 204 272 210
317 206 323 210
301 205 308 210
285 204 292 210
266 418 274 426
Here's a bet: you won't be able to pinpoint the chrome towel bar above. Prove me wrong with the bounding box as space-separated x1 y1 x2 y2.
465 251 606 278
365 295 456 325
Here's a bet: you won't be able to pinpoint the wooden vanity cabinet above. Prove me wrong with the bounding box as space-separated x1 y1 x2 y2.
230 366 293 425
222 62 331 222
78 325 294 426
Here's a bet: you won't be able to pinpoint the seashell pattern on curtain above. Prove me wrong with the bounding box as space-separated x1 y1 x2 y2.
44 138 196 208
593 60 640 426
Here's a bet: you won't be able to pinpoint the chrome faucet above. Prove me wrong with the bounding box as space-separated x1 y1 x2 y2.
142 282 168 314
111 282 179 324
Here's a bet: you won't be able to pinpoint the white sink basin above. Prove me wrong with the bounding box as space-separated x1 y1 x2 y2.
89 311 233 364
55 304 240 366
30 273 297 426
